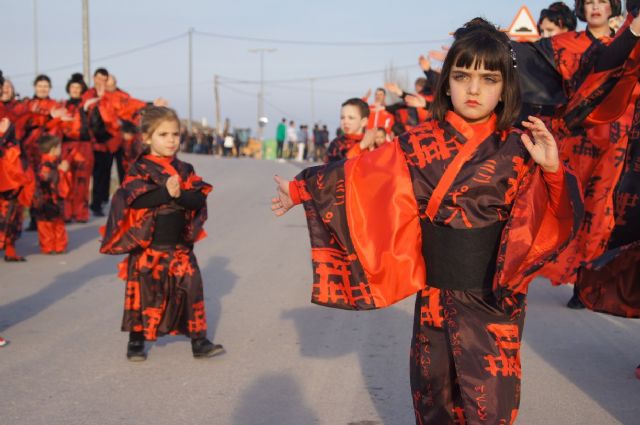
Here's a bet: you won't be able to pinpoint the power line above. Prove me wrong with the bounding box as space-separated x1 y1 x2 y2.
218 83 302 122
267 82 353 96
9 32 188 79
217 63 418 84
194 30 449 47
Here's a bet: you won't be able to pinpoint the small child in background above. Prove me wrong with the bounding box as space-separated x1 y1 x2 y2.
34 135 70 254
324 98 370 162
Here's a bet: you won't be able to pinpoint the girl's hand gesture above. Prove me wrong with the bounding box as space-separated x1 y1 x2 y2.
271 175 294 216
166 175 181 198
0 117 10 134
58 160 70 173
521 116 560 173
360 128 377 151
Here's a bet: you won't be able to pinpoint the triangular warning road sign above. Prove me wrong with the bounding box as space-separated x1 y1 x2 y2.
507 5 540 41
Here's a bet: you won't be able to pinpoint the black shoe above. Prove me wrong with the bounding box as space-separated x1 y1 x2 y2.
191 338 224 358
91 207 105 217
126 340 146 361
4 255 26 262
567 294 585 310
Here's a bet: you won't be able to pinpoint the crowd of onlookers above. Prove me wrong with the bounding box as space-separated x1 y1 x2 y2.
180 119 251 157
274 119 331 162
179 118 334 162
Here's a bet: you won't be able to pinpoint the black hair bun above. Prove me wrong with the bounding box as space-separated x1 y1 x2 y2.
70 73 85 82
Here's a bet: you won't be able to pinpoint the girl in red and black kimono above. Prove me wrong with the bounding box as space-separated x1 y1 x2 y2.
100 106 223 361
1 78 36 263
272 19 582 425
55 73 94 223
34 135 71 254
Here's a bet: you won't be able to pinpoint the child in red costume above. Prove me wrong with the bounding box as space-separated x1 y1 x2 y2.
100 106 223 361
34 135 70 254
0 70 35 261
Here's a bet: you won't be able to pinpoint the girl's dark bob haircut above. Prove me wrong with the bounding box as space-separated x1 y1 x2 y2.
574 0 621 23
539 2 578 31
430 18 520 131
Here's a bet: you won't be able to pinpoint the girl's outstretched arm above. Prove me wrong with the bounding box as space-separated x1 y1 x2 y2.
271 175 295 216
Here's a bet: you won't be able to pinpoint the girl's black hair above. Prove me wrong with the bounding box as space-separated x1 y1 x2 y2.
539 2 578 31
430 18 521 131
65 73 88 95
574 0 621 23
33 74 51 86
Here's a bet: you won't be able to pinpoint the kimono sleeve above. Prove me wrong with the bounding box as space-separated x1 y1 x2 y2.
292 141 425 310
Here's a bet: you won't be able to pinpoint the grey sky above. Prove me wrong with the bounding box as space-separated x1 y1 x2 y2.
1 0 580 137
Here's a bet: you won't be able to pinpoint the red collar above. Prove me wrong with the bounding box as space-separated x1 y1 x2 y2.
144 154 178 176
344 133 364 142
445 111 497 141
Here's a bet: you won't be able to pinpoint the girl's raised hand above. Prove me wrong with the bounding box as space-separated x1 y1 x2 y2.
271 175 294 216
521 116 560 173
0 117 10 134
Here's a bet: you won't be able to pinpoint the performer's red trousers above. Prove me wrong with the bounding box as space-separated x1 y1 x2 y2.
37 218 67 253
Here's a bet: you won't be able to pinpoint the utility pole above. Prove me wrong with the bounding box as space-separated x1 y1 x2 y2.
33 0 39 76
82 0 90 84
188 28 194 133
310 78 316 124
214 74 220 135
249 48 276 141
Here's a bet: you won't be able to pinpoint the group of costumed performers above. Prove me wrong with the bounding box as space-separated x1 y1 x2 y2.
0 66 160 262
99 106 224 361
271 3 640 423
1 2 639 421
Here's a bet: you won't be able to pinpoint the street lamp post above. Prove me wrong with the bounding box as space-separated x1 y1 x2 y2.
82 0 90 84
33 0 39 77
249 48 276 141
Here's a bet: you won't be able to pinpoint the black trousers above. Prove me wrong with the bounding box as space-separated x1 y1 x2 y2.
91 149 125 209
92 150 111 208
276 140 284 159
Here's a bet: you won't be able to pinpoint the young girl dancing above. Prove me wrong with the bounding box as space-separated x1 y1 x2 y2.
271 18 582 424
100 106 223 361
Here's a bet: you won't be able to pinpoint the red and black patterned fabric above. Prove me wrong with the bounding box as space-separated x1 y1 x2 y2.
14 97 62 169
289 111 582 424
572 84 640 318
410 288 524 425
0 122 34 253
324 133 363 163
34 153 70 253
538 23 640 287
54 98 95 222
100 155 212 341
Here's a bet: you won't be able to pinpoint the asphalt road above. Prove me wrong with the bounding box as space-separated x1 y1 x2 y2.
1 154 638 425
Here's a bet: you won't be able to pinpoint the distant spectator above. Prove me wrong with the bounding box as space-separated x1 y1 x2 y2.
276 118 286 159
296 124 308 162
286 120 298 159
